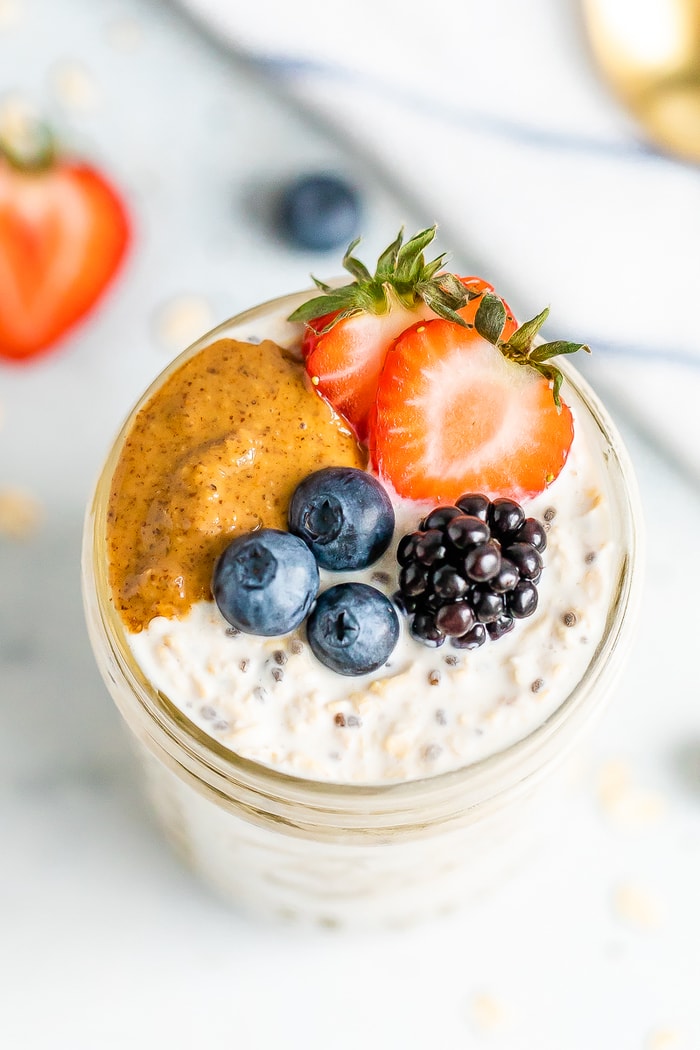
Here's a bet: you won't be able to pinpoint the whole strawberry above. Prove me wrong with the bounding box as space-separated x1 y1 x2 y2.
0 110 130 363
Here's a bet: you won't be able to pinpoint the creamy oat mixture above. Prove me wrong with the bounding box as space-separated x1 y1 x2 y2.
129 399 614 784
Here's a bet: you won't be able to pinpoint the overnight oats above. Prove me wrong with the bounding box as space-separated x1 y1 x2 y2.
83 228 642 927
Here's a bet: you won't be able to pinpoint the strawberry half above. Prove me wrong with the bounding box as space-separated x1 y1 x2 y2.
0 113 129 363
290 227 476 441
370 300 588 502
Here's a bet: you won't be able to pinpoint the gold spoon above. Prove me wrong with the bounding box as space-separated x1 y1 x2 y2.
581 0 700 163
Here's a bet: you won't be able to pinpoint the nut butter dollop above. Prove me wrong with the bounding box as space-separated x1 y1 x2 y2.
107 337 365 632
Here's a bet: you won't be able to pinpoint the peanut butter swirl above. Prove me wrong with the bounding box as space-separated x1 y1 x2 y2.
107 337 365 632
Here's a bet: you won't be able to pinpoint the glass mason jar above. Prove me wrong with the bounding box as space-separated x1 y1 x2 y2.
82 290 643 930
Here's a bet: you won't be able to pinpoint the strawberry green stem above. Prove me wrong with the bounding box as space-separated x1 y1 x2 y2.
0 111 56 173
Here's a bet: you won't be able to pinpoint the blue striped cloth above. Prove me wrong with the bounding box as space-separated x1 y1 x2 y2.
177 0 700 482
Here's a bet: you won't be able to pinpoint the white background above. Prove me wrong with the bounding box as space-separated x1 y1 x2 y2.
0 2 699 1048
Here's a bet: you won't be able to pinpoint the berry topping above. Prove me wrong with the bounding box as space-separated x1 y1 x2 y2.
277 173 361 252
516 517 548 552
371 316 580 502
446 515 491 551
465 542 502 582
395 494 545 648
289 227 474 440
213 529 318 636
488 498 525 538
306 582 399 675
0 112 129 362
451 623 487 649
455 493 490 520
288 466 395 570
291 227 588 500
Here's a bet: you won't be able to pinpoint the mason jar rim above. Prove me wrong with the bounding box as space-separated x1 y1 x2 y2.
83 288 644 835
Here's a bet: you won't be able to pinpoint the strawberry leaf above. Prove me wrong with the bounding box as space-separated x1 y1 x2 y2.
375 229 404 279
289 290 357 323
475 293 506 344
505 308 550 354
342 239 372 284
288 225 471 330
530 340 591 362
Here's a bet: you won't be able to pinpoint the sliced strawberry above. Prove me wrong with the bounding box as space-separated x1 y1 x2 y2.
456 276 518 339
0 118 129 363
370 318 575 502
305 297 434 440
300 310 338 359
290 227 476 441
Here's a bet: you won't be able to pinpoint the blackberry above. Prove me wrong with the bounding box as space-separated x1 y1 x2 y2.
394 493 545 648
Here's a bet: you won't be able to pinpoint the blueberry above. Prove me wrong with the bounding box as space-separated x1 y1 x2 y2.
289 467 394 571
277 173 361 251
306 583 399 675
213 529 318 636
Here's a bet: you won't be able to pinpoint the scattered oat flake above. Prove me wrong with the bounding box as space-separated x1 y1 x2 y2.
471 993 507 1032
50 62 100 110
154 295 214 353
613 883 663 929
596 760 664 826
646 1027 685 1050
0 488 41 538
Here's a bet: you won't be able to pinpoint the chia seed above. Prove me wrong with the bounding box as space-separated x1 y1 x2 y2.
239 658 250 673
563 611 577 628
290 639 304 655
428 670 441 686
212 719 229 731
346 714 362 728
271 667 284 683
435 708 447 726
273 650 288 666
254 686 268 702
371 571 392 587
531 678 544 694
585 551 597 564
226 626 241 637
334 713 346 727
544 507 556 522
444 654 459 667
200 704 217 720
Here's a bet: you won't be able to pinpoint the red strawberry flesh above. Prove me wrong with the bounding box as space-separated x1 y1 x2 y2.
370 319 574 502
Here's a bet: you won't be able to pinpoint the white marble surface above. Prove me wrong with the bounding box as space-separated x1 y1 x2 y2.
1 2 699 1048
